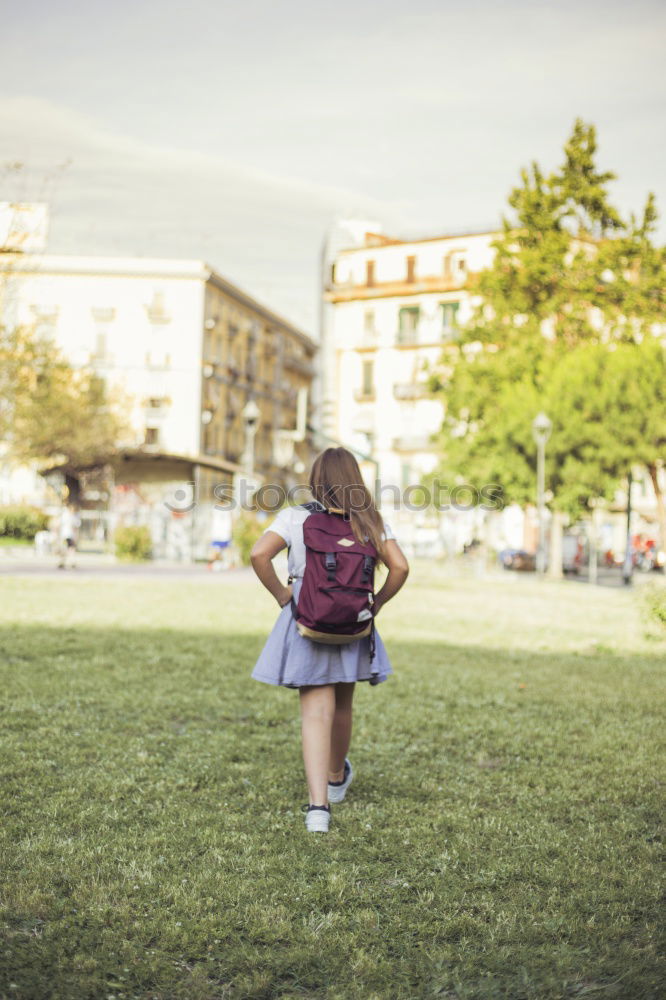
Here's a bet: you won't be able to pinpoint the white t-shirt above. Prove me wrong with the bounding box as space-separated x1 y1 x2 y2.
59 509 80 541
264 505 396 578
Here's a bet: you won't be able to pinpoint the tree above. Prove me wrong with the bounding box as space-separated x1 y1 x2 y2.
604 339 666 547
431 119 666 536
0 323 129 475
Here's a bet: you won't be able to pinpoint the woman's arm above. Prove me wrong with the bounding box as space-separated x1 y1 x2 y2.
374 539 409 615
250 531 293 608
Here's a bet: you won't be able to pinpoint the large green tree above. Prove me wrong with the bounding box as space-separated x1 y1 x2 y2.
432 119 666 534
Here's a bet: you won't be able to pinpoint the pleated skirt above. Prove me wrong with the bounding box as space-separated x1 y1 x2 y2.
251 578 393 689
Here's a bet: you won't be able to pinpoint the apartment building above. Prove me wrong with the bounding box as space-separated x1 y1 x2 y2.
322 227 497 550
0 227 317 557
322 224 666 560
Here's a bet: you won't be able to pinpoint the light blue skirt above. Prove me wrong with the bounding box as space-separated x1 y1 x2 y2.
251 578 393 689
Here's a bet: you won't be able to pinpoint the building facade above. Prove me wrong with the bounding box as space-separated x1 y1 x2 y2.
322 227 497 551
0 250 317 558
322 224 665 562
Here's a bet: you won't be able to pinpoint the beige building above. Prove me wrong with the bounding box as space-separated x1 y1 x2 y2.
322 226 498 552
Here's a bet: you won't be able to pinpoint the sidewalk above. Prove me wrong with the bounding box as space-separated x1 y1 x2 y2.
1 546 658 587
0 547 256 579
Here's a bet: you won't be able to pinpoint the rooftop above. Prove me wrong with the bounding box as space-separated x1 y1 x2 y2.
0 251 314 347
338 227 500 255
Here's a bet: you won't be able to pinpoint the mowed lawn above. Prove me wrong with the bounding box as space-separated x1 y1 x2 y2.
1 566 664 1000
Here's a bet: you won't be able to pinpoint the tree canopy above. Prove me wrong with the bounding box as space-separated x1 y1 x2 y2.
431 119 666 530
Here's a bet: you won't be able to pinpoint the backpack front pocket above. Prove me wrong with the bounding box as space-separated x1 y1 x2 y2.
314 585 374 626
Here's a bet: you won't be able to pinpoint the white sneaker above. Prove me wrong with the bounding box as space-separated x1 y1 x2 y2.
328 758 353 803
304 804 331 833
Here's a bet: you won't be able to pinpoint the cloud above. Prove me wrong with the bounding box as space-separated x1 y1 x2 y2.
0 97 397 330
1 0 664 330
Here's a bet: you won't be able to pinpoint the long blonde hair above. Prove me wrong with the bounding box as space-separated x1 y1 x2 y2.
309 447 387 564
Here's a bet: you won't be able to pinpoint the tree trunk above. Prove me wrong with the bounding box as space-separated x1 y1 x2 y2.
647 463 666 553
548 509 564 579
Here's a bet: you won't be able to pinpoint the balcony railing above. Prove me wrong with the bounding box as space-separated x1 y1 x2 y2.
395 329 419 347
353 388 376 403
392 434 435 452
440 326 461 341
283 353 315 377
360 329 379 348
392 382 431 401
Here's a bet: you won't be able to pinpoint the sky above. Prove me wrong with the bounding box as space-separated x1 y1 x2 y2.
1 0 665 332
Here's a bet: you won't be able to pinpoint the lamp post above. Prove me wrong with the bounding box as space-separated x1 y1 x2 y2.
532 412 552 575
241 399 260 477
231 399 262 521
622 470 633 586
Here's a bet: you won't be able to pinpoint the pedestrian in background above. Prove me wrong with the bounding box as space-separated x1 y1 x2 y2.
57 504 80 570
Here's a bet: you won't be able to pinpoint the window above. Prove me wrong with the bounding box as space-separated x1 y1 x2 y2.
146 351 171 370
31 306 58 340
144 427 159 446
406 256 416 283
366 260 375 287
363 309 375 334
458 258 467 274
362 360 374 397
90 307 114 363
441 301 460 338
146 291 170 324
443 254 452 279
397 306 420 344
94 331 107 359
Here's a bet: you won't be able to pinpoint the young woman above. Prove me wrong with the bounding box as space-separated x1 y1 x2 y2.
250 447 409 833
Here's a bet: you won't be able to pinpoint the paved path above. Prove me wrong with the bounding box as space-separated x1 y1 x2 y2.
0 552 257 581
0 550 658 587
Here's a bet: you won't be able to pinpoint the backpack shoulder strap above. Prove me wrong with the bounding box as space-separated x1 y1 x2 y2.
299 501 327 513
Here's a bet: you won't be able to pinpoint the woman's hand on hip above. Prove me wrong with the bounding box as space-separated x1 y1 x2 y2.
277 584 293 608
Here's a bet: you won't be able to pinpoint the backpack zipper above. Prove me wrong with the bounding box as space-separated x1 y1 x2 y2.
321 585 374 603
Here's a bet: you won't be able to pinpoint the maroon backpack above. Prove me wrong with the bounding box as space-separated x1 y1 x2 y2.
290 502 377 660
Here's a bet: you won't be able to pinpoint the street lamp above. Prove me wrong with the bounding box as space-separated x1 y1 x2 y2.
241 399 261 477
532 412 552 575
622 470 634 586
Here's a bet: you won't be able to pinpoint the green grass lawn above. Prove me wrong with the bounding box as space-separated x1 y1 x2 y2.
1 566 664 1000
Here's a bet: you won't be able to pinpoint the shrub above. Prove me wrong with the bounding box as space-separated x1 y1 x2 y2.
642 583 666 631
232 512 265 566
114 524 152 562
0 505 49 540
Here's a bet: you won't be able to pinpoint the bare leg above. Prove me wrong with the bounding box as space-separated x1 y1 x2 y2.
299 684 336 806
329 682 355 781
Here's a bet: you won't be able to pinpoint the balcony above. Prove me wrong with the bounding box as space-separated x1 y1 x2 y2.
440 326 461 342
353 388 376 403
90 351 114 369
355 326 379 350
392 434 436 452
283 353 315 377
143 399 170 421
393 382 431 401
395 330 420 347
324 273 473 304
